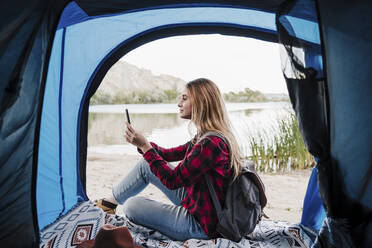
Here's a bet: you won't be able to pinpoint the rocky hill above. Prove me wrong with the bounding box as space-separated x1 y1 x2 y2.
92 61 186 104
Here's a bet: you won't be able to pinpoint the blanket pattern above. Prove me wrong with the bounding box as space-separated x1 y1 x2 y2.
40 201 315 248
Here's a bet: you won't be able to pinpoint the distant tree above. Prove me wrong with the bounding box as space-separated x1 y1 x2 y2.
163 83 179 102
223 88 267 102
90 92 113 105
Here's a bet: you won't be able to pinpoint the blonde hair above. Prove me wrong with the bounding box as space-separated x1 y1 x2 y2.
186 78 243 180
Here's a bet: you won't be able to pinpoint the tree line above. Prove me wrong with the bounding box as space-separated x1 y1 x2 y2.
90 87 270 105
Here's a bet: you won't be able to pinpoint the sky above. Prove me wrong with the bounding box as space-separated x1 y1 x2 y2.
121 34 287 94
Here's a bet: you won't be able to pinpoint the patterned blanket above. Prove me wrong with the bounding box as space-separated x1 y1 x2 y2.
40 201 315 248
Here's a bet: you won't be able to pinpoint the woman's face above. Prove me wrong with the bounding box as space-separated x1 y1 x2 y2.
177 89 192 119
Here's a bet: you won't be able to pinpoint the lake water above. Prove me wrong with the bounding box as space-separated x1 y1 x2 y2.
88 102 291 155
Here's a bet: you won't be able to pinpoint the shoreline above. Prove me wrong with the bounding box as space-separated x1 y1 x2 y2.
86 152 311 223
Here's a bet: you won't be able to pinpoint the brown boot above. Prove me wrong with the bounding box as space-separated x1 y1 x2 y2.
94 199 117 214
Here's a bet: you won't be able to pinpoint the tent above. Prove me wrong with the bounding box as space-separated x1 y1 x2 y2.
0 0 371 247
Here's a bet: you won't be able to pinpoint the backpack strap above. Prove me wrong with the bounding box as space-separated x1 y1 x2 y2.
204 174 223 219
198 131 228 146
199 131 227 221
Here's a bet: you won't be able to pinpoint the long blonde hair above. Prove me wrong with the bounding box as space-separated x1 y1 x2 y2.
186 78 243 180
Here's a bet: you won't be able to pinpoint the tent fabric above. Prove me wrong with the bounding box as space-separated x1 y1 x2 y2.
0 0 68 246
300 167 326 231
278 0 372 246
316 1 372 246
277 0 329 169
57 1 90 30
276 0 371 246
1 0 372 247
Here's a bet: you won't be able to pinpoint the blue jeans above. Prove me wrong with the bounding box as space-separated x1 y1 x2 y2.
112 158 208 240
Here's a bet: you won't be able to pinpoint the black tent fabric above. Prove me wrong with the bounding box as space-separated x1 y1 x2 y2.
316 1 372 247
0 0 68 246
1 0 372 247
277 1 372 246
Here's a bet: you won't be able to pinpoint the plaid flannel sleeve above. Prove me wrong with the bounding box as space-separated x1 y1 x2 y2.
143 137 222 189
137 142 190 162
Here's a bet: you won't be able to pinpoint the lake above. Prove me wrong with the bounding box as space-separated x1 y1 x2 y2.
88 102 291 155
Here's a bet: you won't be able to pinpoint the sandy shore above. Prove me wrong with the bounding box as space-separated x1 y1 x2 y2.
86 152 312 223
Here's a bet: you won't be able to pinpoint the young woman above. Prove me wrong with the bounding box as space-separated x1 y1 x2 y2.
95 78 243 240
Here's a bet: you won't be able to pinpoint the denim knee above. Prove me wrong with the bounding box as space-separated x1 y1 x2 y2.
137 158 152 181
122 196 144 222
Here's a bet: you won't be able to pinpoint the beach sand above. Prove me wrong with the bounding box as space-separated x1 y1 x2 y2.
86 152 312 223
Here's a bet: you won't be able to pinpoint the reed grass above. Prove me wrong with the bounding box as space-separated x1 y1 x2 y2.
246 111 315 172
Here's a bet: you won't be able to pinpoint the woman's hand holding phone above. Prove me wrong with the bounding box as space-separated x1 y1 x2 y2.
125 108 131 124
124 109 152 153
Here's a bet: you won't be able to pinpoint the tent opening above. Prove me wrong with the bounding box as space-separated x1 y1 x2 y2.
85 34 322 225
36 1 326 242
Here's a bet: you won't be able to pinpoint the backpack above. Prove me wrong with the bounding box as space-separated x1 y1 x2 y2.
199 131 267 242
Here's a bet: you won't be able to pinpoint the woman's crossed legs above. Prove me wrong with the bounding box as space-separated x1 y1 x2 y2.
110 158 208 240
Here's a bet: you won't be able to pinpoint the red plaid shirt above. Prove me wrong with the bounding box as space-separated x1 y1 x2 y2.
141 135 232 238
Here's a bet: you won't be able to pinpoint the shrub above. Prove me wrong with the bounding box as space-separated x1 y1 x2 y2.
246 111 315 172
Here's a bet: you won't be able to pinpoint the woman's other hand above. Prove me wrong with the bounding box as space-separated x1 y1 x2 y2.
124 122 152 153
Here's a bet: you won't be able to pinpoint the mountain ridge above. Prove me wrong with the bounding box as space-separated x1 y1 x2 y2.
97 60 187 96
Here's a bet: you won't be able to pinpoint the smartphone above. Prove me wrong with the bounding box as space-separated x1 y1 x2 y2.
125 108 131 124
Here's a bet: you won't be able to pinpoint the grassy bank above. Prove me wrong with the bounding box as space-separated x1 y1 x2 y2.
246 111 315 172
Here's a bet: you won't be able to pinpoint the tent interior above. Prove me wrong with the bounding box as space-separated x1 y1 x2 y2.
1 0 372 247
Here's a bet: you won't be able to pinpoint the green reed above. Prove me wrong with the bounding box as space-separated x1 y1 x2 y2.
246 111 315 172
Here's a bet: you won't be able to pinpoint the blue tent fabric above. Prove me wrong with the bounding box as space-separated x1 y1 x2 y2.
301 167 326 231
57 1 90 30
315 2 372 246
1 0 372 247
277 0 326 233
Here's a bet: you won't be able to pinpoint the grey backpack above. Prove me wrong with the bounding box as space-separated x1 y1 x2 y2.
200 132 267 242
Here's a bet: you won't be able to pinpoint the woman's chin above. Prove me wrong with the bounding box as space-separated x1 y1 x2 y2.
179 113 190 120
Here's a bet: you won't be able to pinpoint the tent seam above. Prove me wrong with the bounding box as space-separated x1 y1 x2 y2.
58 27 66 217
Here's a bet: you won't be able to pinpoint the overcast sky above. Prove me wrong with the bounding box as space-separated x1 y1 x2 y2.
121 34 287 94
